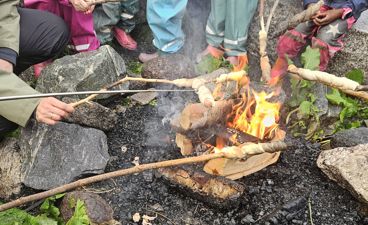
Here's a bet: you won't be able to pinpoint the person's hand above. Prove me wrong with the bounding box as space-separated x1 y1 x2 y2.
0 59 13 73
312 9 344 26
69 0 91 12
35 97 74 125
84 5 95 14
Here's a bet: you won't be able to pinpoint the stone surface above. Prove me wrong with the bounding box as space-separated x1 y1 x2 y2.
36 45 127 99
19 120 109 190
317 144 368 204
142 54 196 80
330 127 368 148
130 89 158 105
62 97 118 131
0 138 22 199
354 10 368 33
60 191 114 224
328 28 368 78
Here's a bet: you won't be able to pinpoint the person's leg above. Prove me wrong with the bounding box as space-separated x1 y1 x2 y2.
93 2 121 44
113 0 139 50
62 5 100 52
14 8 70 75
147 0 187 53
223 0 257 56
271 21 318 78
0 117 19 138
313 17 355 71
196 0 226 62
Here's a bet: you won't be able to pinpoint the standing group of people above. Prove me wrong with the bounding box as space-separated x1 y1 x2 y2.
1 0 368 137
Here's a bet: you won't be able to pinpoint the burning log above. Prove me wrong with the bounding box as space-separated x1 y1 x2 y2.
178 100 234 132
288 65 368 101
158 166 245 209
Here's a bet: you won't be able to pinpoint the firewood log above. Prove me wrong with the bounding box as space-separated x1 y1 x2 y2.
179 100 234 131
158 166 245 209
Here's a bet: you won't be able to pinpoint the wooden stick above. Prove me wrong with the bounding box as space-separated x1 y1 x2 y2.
288 65 368 101
70 77 178 107
86 0 122 5
0 141 288 211
274 0 323 37
259 0 272 82
265 0 280 33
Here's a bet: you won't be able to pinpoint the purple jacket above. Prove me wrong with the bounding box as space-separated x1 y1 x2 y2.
303 0 368 19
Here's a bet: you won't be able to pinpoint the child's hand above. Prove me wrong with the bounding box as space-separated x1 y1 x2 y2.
312 9 344 26
69 0 90 12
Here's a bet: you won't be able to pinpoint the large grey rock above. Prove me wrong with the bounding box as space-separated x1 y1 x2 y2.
317 144 368 204
0 138 22 199
19 120 109 190
36 45 127 99
327 28 368 77
62 97 118 131
330 127 368 148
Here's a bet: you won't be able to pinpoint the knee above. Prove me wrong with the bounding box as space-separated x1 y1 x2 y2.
46 13 70 55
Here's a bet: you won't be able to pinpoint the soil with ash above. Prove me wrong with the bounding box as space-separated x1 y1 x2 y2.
83 94 368 225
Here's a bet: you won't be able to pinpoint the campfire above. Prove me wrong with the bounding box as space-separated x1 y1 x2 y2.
172 68 286 180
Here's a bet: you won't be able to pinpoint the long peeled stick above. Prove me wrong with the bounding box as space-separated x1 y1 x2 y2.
259 0 271 82
0 141 288 211
288 65 368 100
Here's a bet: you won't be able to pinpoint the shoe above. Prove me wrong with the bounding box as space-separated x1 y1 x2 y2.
113 27 137 50
138 52 159 63
227 55 248 72
196 45 224 63
33 59 52 78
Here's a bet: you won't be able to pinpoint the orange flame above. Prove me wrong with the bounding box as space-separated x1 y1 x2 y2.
228 88 281 141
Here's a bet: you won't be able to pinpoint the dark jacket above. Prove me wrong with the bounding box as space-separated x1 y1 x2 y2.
303 0 368 19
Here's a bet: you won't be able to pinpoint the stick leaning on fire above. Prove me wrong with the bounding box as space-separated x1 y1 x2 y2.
0 141 288 212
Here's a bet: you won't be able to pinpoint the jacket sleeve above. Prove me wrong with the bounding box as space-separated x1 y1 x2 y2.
0 70 40 127
0 0 20 53
349 0 368 19
303 0 320 9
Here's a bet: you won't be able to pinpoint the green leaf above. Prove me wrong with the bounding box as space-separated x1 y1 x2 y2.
326 89 347 105
40 194 65 224
346 69 364 84
66 200 90 225
298 101 313 118
0 208 30 225
301 46 320 70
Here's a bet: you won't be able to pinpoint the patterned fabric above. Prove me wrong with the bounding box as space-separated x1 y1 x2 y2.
93 0 139 44
277 16 356 71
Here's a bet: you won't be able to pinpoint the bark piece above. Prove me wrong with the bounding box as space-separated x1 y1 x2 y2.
158 166 245 209
176 133 194 156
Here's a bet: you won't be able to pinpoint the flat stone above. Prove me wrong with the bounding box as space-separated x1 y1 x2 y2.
330 127 368 148
130 89 158 105
19 120 109 190
0 138 22 199
36 45 127 100
62 97 118 131
317 144 368 204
